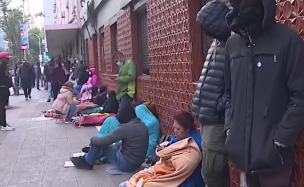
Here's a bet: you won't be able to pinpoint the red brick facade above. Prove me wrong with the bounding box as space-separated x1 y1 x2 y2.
84 0 304 186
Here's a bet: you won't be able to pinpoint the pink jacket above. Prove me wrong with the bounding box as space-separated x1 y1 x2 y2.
88 67 98 88
52 86 78 114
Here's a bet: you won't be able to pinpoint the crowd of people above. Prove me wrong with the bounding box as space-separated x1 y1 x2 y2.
1 0 304 186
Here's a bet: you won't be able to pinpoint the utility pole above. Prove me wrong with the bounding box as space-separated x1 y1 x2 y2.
22 0 26 60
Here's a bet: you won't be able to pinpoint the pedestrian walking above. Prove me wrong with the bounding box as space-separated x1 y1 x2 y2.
19 61 33 100
35 62 41 91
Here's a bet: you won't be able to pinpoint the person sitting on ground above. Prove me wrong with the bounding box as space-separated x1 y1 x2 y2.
119 111 205 187
65 89 119 122
81 101 158 163
135 101 160 158
87 67 99 97
70 104 149 172
52 81 80 115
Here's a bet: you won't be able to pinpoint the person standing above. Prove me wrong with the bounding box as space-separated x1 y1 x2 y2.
63 60 71 82
224 0 304 186
0 52 15 131
191 1 231 187
43 61 52 102
35 62 41 90
111 51 136 108
51 60 65 100
19 61 33 100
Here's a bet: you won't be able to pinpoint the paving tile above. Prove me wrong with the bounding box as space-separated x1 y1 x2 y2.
0 90 125 187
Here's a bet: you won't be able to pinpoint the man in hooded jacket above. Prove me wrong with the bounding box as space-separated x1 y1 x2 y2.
191 1 231 187
224 0 304 186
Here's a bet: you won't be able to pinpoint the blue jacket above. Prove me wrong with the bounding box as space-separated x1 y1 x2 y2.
135 104 160 157
168 129 206 187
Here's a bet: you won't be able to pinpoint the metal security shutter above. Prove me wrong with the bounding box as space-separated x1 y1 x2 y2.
138 10 149 74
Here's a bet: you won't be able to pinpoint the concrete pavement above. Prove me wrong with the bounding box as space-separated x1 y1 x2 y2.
0 89 131 187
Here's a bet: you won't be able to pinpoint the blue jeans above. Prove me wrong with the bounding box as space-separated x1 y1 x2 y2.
47 82 52 100
85 144 136 172
66 105 77 121
66 105 101 121
74 85 81 97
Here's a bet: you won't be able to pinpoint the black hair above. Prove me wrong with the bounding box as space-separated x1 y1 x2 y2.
108 90 116 98
112 51 124 61
99 85 107 93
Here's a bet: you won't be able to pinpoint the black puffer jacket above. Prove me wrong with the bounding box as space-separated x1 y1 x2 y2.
191 1 230 125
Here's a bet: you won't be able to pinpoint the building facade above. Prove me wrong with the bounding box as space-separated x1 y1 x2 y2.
44 0 304 186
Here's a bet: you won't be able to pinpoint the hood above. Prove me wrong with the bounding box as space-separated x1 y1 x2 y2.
196 0 231 41
59 86 73 95
116 104 136 124
226 0 276 34
89 67 96 75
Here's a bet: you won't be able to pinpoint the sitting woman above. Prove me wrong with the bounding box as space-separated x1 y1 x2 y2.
65 89 119 122
52 81 80 115
119 111 205 187
135 102 160 158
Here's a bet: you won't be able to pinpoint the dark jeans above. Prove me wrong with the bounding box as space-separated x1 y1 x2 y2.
85 144 136 172
246 167 291 187
119 94 133 109
0 89 9 127
35 77 40 89
92 87 98 98
52 83 61 100
201 124 230 187
22 81 32 98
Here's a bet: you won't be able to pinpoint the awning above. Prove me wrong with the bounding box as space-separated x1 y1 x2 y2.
45 24 79 57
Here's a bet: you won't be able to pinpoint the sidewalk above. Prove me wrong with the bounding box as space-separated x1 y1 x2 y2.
0 89 131 187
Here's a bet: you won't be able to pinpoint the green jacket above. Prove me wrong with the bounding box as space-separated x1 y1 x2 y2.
117 59 136 100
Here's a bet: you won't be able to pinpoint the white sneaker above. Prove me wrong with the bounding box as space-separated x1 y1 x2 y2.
7 125 15 130
1 126 15 131
64 121 72 124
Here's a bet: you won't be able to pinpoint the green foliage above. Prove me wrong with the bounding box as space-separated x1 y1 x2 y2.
0 0 45 66
28 27 45 59
1 0 23 63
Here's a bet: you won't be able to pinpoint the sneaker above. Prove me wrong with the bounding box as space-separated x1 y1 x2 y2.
70 156 93 170
29 95 31 99
7 124 15 130
1 126 15 131
64 121 72 124
47 99 51 102
25 97 28 101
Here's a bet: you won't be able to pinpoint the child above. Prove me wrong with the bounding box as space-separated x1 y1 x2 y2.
52 81 80 114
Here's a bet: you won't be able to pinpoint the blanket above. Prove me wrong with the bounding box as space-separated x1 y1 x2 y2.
125 137 202 187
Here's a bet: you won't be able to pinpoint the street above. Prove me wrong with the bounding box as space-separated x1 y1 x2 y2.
0 89 131 187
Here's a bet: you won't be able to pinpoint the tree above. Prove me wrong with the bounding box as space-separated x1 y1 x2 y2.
28 27 44 61
0 0 23 68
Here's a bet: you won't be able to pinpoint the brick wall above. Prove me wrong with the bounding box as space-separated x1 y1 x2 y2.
84 0 304 186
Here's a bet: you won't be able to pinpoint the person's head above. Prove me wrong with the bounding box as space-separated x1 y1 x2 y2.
116 104 137 124
107 90 116 99
89 67 95 76
196 1 231 41
112 51 124 67
0 52 12 70
55 60 62 68
226 0 273 33
63 81 74 89
173 111 195 140
143 101 157 118
36 62 40 66
98 85 107 94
